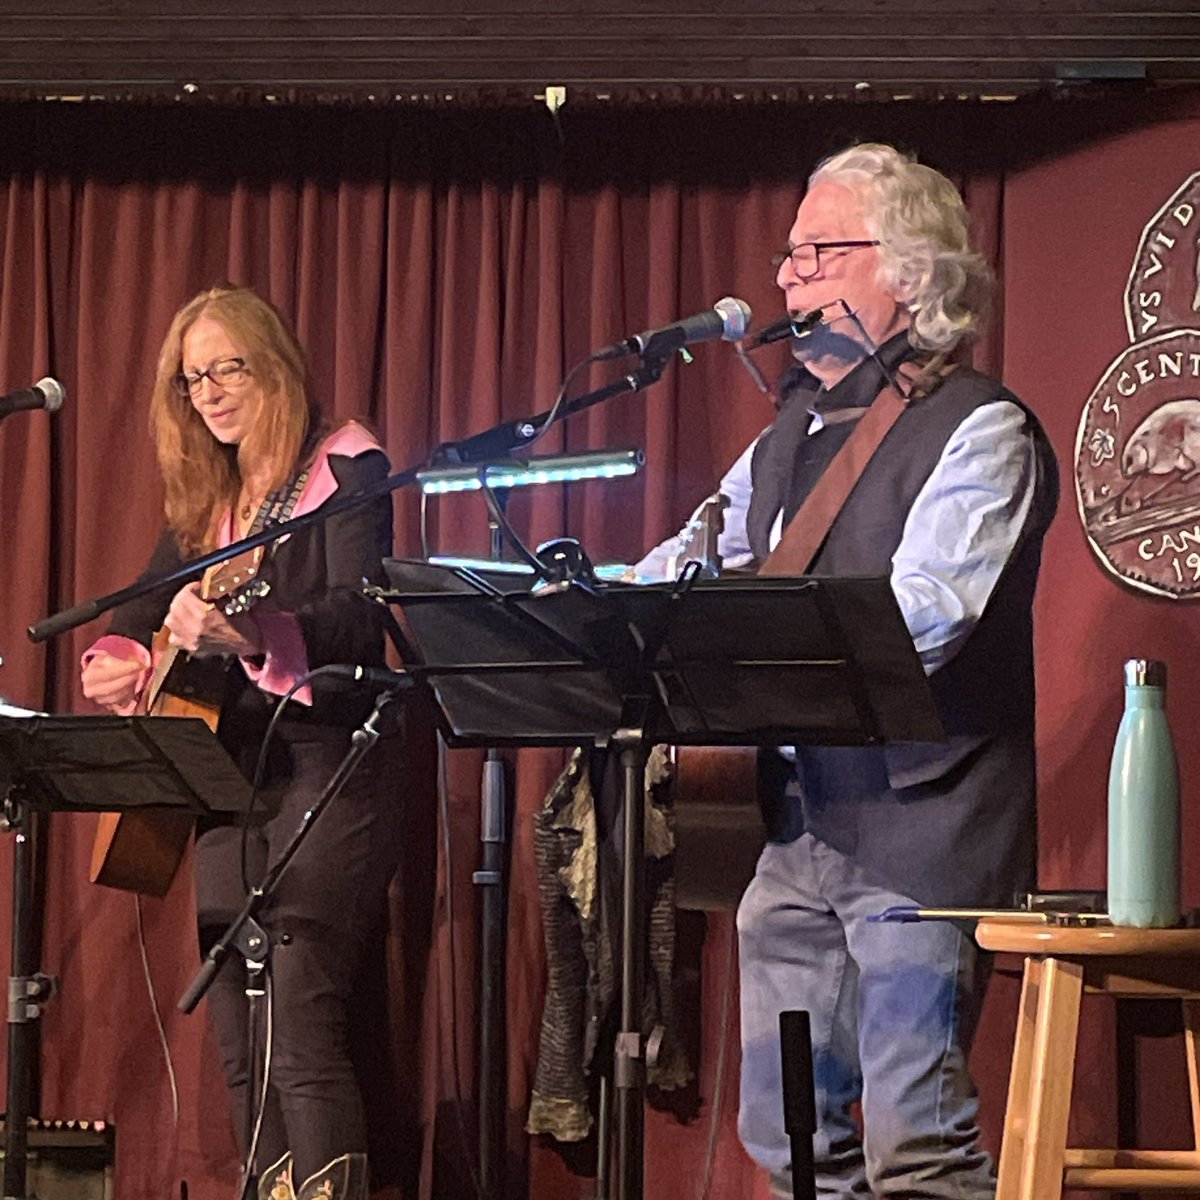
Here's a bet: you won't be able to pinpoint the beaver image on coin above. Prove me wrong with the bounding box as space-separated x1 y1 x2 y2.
1076 329 1200 597
1123 396 1200 484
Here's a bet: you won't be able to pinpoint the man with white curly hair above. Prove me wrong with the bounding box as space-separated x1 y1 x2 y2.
641 142 1058 1198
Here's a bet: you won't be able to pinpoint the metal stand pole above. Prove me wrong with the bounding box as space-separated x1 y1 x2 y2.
612 730 649 1200
476 751 506 1195
476 503 510 1197
237 919 269 1200
780 1009 817 1200
595 1074 611 1200
2 791 55 1200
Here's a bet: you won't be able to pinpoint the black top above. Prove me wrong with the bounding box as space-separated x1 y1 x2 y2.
107 445 394 780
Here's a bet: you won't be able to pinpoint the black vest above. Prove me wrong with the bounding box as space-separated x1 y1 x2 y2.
749 340 1059 906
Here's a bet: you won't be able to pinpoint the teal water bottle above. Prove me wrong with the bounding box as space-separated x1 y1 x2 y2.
1107 659 1180 928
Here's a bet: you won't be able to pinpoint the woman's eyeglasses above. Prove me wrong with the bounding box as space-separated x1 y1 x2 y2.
172 357 250 398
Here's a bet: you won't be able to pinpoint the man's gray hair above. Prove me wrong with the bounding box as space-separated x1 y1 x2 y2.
811 143 992 353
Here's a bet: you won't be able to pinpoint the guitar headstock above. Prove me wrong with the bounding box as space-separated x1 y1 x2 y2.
674 491 730 579
201 546 271 616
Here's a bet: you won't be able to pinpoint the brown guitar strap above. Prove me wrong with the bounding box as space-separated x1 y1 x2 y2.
758 353 956 577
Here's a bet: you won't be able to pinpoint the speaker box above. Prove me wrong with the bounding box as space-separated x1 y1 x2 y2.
0 1119 114 1200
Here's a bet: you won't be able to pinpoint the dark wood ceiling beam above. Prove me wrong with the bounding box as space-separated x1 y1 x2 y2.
0 0 1196 102
2 35 1197 54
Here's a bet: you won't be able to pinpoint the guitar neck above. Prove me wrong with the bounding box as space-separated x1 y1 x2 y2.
141 627 183 714
137 543 266 715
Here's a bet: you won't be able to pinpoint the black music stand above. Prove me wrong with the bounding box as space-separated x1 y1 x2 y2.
0 714 251 1200
381 560 943 1200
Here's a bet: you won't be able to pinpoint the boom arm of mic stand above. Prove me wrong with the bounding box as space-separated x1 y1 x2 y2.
29 354 673 642
28 461 425 643
432 356 672 465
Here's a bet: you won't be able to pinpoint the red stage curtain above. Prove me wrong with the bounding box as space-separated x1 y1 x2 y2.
1 91 1199 1199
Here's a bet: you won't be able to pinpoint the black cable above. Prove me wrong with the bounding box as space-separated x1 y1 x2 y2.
237 665 365 902
471 349 634 579
516 350 601 458
230 661 390 1187
830 299 892 393
478 478 544 576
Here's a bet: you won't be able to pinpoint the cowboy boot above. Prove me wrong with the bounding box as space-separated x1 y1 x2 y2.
257 1152 295 1200
294 1153 368 1200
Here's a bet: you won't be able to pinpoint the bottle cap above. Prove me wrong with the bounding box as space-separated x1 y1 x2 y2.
1125 658 1167 688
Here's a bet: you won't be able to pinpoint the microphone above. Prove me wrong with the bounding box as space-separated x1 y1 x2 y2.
320 664 414 691
741 307 826 350
596 296 752 361
0 377 66 421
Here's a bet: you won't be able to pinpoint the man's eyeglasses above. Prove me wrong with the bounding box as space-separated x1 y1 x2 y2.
172 356 250 398
771 240 880 280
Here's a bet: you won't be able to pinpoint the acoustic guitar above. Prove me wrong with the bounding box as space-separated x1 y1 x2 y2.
666 493 766 910
89 545 267 897
668 362 951 907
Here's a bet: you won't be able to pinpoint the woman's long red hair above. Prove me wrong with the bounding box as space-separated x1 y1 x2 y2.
149 286 324 553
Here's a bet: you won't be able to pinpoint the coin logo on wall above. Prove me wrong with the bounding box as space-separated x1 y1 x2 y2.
1077 330 1200 597
1124 173 1200 343
1077 170 1200 598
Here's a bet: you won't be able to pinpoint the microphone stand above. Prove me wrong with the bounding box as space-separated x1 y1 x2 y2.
461 353 675 1197
1 781 53 1200
177 682 412 1198
476 501 508 1199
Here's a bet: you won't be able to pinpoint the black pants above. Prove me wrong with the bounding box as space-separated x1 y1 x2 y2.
195 729 404 1184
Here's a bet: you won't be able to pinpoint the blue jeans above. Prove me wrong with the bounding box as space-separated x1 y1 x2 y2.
736 833 995 1199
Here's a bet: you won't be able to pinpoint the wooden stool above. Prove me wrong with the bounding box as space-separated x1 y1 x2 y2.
975 920 1200 1199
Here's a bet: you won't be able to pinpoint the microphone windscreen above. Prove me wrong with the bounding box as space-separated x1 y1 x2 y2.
35 377 66 413
714 296 753 340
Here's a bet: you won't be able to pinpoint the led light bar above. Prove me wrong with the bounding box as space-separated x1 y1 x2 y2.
427 555 632 582
417 448 643 495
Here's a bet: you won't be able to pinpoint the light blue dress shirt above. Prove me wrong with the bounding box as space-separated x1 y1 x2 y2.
635 399 1038 675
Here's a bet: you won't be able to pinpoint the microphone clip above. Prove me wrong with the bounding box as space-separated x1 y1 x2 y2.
531 537 600 594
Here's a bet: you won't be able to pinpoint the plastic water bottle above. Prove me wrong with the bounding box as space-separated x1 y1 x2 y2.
1107 659 1180 928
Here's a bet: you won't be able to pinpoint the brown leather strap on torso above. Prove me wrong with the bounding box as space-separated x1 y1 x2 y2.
759 352 957 577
